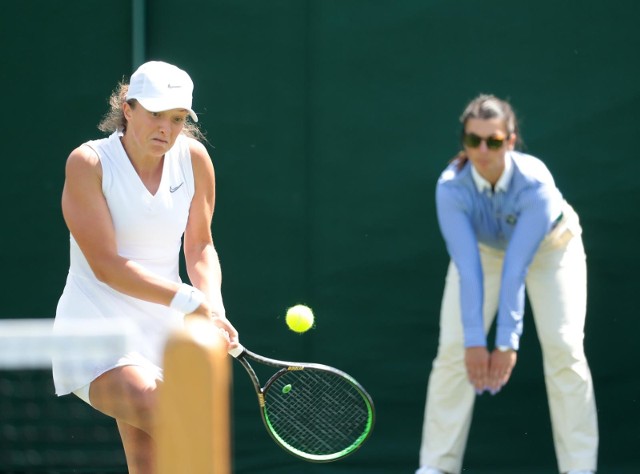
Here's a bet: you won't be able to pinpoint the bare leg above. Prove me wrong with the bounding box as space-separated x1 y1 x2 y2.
116 420 156 474
89 365 161 473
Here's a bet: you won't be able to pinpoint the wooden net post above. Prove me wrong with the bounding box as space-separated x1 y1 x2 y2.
157 319 231 474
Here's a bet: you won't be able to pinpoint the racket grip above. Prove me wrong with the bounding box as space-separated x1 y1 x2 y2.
228 343 244 358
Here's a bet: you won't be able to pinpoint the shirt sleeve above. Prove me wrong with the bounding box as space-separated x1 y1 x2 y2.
436 183 487 347
496 184 559 350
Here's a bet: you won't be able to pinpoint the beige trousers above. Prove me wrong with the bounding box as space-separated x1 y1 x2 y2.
418 205 598 474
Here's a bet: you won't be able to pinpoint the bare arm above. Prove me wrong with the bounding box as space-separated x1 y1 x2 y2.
183 139 239 345
61 145 206 315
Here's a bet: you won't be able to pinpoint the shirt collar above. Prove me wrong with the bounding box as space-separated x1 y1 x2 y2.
471 153 513 193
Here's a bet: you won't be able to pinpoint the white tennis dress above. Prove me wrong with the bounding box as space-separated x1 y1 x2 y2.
53 131 195 395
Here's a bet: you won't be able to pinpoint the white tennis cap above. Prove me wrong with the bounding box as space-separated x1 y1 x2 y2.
126 61 198 122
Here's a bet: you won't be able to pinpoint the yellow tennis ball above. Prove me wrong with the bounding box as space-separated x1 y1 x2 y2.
285 304 315 333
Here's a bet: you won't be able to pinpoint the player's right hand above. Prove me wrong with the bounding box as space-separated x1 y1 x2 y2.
464 346 490 394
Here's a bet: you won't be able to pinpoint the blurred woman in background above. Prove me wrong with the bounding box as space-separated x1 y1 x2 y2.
416 94 598 474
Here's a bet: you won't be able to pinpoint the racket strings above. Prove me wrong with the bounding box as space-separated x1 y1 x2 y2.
264 369 371 456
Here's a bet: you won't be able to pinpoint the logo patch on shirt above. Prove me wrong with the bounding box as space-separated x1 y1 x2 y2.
505 214 517 225
170 183 184 193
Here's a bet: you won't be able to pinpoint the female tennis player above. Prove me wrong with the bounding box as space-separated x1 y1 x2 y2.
416 95 598 474
52 61 238 474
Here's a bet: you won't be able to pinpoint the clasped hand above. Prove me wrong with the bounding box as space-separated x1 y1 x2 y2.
465 346 517 395
184 301 240 352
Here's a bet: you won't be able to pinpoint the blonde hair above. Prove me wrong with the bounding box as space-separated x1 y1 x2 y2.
97 80 206 142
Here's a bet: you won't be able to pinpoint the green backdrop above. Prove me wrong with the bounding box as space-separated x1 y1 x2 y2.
1 1 639 472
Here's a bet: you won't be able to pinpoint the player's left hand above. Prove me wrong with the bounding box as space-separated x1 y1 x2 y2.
210 313 240 351
487 349 517 394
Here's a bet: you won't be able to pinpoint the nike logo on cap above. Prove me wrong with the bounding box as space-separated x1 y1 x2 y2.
167 83 182 89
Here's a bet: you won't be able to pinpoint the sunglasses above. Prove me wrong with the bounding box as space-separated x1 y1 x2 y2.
462 133 508 150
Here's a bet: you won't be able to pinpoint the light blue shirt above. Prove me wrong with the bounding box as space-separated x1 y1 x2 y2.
435 151 564 350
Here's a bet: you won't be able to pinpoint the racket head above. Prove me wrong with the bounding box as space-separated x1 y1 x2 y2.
259 363 375 462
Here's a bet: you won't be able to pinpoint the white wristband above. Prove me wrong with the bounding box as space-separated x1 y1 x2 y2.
170 284 205 314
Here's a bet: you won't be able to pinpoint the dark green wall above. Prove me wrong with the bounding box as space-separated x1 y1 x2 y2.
1 1 639 472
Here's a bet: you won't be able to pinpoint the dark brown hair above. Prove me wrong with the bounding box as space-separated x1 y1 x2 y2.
452 94 520 170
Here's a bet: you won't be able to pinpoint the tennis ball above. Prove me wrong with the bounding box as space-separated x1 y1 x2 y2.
282 384 292 394
285 304 314 333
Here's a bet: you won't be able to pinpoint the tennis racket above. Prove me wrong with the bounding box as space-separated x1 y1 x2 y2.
228 343 375 462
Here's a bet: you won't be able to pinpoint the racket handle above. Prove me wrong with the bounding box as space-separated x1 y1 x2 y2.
228 343 245 358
